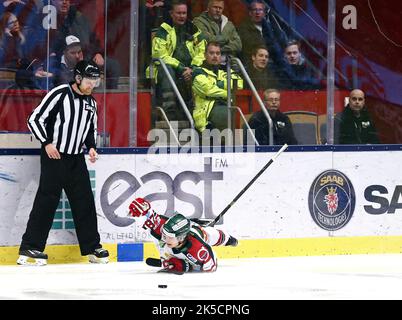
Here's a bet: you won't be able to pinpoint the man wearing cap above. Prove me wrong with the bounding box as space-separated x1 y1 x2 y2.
17 60 109 266
45 0 121 89
49 35 84 87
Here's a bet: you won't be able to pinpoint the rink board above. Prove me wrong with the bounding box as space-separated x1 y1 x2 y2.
1 235 402 265
1 146 402 264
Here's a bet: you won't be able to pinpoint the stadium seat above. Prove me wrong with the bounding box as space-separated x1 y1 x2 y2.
283 111 319 145
0 69 16 89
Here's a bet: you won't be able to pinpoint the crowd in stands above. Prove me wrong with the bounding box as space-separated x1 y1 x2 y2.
146 0 327 143
0 0 381 146
0 0 120 90
144 0 381 146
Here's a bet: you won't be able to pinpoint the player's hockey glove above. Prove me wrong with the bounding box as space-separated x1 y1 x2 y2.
163 257 191 273
128 198 151 217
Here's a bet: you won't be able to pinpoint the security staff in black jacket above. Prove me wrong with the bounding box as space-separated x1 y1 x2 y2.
335 89 380 144
17 60 109 266
244 88 298 145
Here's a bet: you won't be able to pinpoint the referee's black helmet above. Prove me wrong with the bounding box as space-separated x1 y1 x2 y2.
74 60 101 79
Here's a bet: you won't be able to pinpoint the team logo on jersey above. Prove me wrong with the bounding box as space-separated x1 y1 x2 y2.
197 247 209 261
84 101 95 113
308 169 355 231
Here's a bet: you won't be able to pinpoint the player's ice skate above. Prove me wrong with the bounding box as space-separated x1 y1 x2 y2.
88 248 109 264
17 250 48 266
225 235 238 247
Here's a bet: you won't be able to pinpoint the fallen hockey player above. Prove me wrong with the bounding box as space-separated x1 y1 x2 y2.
128 198 238 274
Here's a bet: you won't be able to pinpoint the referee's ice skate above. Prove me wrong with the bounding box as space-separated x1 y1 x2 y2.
88 248 109 264
17 250 48 266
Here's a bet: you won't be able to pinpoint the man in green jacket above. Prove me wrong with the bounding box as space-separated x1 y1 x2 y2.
193 0 242 68
192 42 243 134
150 0 206 121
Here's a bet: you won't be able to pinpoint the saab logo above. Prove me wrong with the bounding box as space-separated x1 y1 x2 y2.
364 185 402 214
308 170 355 231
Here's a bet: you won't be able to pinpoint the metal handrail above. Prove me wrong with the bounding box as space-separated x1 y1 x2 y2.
155 107 182 146
230 57 274 145
150 58 197 145
150 58 195 130
226 62 232 143
229 106 259 146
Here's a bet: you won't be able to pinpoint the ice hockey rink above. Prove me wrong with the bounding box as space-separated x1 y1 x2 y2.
2 254 402 300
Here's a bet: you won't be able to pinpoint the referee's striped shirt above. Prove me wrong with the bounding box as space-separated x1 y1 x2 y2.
27 83 97 154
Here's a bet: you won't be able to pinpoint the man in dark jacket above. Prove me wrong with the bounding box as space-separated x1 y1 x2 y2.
245 45 279 91
275 40 321 90
237 0 287 66
244 88 297 145
47 35 83 88
335 89 380 144
43 0 120 89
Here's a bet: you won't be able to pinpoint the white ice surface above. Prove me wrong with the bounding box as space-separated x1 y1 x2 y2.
2 254 402 300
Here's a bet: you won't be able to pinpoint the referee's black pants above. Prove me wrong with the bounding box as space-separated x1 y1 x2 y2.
20 148 101 255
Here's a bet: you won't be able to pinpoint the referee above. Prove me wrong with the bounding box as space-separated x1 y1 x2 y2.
17 60 109 265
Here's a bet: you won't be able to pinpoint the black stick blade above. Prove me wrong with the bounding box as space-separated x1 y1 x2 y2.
145 257 162 267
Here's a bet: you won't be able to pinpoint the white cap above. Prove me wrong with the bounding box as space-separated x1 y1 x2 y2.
65 35 80 47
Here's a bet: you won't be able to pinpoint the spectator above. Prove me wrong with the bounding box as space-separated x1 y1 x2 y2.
0 11 28 68
237 0 287 66
0 10 51 89
145 0 165 29
245 45 279 91
48 35 84 88
193 0 242 68
149 0 206 121
0 0 42 29
275 40 321 90
10 58 53 89
192 0 248 26
192 41 243 133
43 0 120 89
139 0 166 86
335 89 380 144
145 0 167 31
244 88 297 145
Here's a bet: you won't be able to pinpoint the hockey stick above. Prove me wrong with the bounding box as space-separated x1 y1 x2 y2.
144 145 288 267
146 257 162 267
206 143 288 227
157 268 184 275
